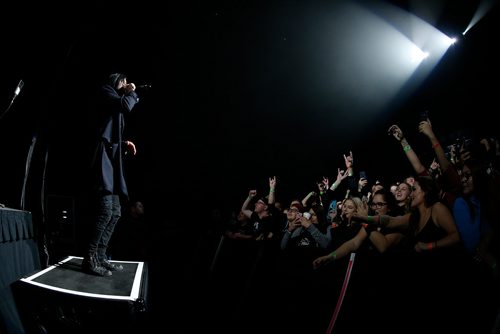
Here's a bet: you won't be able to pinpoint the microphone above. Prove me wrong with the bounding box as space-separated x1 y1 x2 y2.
14 79 24 97
11 80 24 104
136 84 152 90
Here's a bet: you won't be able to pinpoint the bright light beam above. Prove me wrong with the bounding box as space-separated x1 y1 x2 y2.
410 45 429 64
463 0 495 35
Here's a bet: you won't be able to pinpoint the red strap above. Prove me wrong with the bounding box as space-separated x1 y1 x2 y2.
326 253 356 334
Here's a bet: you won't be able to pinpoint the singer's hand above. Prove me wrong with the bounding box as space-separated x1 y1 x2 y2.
124 83 136 93
124 141 137 155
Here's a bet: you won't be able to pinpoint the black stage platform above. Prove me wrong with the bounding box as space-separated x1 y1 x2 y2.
12 256 149 334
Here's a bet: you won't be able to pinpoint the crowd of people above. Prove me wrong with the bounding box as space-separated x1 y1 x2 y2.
200 116 500 334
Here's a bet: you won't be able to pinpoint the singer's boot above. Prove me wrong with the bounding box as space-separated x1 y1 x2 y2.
82 253 112 277
100 257 123 271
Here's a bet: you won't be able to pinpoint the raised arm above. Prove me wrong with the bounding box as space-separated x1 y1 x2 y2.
268 176 276 205
353 212 411 230
312 227 368 269
418 119 451 172
317 177 329 207
301 190 316 208
368 230 404 253
388 124 427 175
241 189 257 218
330 168 349 191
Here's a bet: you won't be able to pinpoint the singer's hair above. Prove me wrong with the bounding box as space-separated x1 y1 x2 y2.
108 73 127 89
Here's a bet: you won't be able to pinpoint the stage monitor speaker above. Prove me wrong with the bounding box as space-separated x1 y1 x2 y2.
46 195 77 264
12 256 149 334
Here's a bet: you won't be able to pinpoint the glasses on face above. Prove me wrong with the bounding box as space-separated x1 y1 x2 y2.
370 202 387 209
288 207 299 213
461 173 472 181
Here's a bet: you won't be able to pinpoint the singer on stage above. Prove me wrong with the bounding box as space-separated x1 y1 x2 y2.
82 73 139 276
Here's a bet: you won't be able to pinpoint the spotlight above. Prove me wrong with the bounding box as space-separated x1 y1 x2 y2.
410 45 429 63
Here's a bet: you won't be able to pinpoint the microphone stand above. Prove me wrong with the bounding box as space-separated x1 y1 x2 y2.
0 79 24 121
20 134 37 210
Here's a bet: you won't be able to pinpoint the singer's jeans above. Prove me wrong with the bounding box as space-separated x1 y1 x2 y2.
87 194 121 261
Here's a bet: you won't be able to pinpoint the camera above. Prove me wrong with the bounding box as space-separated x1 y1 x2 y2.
302 212 311 220
419 110 429 122
359 171 367 180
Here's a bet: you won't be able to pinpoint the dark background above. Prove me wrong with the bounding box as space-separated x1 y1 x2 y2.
0 0 498 239
1 0 499 332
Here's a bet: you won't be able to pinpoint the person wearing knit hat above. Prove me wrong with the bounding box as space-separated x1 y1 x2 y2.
81 72 140 277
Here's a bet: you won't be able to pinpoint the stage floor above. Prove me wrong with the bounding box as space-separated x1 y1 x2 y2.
13 256 149 333
19 256 145 300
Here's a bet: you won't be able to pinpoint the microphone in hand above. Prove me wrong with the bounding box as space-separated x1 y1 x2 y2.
14 80 24 97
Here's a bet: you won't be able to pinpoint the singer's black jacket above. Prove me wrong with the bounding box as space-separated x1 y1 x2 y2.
90 84 139 199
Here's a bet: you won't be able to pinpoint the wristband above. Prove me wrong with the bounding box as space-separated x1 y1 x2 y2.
403 145 412 153
432 142 440 149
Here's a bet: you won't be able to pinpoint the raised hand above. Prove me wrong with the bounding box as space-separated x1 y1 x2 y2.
388 124 404 142
418 120 434 139
320 176 329 190
344 151 354 169
337 168 349 182
312 254 334 269
269 176 276 189
429 158 439 172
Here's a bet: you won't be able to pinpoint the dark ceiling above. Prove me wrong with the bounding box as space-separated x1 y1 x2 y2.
1 0 498 212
